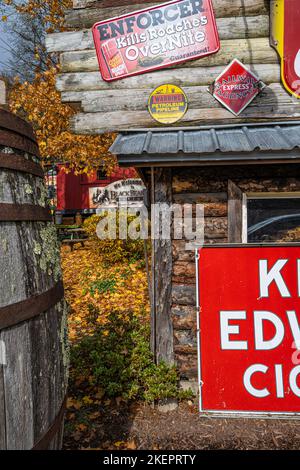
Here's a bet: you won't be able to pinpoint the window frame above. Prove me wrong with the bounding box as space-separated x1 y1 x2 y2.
242 192 300 244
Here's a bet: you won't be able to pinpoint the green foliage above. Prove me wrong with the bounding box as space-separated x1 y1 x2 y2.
70 311 193 403
88 277 117 297
83 213 147 265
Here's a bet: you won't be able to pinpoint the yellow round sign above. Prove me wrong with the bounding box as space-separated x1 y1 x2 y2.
148 84 188 125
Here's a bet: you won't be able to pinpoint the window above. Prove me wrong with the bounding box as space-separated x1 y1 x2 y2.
96 168 107 180
245 195 300 243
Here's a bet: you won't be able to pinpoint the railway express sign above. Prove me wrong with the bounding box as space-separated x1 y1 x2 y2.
92 0 220 81
197 245 300 417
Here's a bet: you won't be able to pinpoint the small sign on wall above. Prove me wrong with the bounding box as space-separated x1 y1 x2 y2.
197 245 300 417
209 59 266 116
92 0 220 81
148 84 188 124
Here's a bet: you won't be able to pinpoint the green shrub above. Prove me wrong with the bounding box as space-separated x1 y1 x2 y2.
70 311 193 402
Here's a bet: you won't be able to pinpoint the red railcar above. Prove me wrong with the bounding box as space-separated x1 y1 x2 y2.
46 164 138 222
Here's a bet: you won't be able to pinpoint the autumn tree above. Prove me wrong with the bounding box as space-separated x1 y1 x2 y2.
1 0 117 174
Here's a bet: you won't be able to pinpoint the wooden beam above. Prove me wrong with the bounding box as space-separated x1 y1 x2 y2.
46 15 269 52
68 0 270 28
60 37 278 73
56 63 280 92
62 83 292 113
70 98 300 133
73 0 269 16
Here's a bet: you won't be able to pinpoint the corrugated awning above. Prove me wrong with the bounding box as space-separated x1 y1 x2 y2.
110 122 300 167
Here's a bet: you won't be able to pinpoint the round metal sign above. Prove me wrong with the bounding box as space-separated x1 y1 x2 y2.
148 84 188 124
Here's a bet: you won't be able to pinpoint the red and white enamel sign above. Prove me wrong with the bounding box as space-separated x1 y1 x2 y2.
211 59 265 116
92 0 220 81
197 246 300 417
271 0 300 98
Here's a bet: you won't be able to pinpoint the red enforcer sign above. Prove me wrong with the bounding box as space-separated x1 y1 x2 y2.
92 0 220 81
197 245 300 417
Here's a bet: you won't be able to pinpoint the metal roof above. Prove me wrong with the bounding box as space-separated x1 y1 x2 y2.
110 122 300 167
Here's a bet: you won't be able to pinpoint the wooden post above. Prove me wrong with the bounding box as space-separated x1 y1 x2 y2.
151 168 174 365
228 180 244 243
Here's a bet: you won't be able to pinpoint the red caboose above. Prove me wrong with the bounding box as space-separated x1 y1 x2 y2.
46 164 140 224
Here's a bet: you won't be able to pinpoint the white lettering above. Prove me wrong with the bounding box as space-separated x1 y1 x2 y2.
243 364 270 398
220 311 248 350
254 311 284 350
259 259 291 298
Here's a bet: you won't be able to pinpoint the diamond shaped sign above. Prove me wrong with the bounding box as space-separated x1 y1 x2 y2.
211 59 266 116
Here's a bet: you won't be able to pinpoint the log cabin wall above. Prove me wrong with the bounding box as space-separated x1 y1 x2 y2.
170 164 300 382
44 0 300 134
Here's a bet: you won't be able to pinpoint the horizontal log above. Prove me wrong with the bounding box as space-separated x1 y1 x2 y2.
173 175 227 193
172 285 196 306
68 0 270 28
176 352 198 379
71 102 300 134
60 37 277 73
174 330 197 348
72 0 269 17
173 261 196 279
57 63 280 93
172 237 228 262
173 192 227 204
63 83 290 116
172 305 197 331
47 15 269 52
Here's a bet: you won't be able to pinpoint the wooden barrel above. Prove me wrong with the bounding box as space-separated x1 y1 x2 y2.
0 109 68 450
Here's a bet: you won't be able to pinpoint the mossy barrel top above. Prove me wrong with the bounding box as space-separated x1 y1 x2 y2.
0 109 68 450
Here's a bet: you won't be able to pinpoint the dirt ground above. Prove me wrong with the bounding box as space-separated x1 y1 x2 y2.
63 401 300 450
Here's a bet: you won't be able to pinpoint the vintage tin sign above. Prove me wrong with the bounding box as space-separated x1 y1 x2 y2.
92 0 220 82
271 0 300 99
210 59 266 116
148 84 188 124
197 245 300 418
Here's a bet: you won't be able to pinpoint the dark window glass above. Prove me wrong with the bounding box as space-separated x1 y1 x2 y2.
97 169 107 180
247 198 300 243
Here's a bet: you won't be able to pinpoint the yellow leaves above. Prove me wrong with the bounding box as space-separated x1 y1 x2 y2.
1 16 7 22
82 396 93 406
9 67 116 174
114 440 137 450
61 241 150 343
67 398 82 411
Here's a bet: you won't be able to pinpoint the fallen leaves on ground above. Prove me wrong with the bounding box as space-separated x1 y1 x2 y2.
61 241 150 449
61 241 150 342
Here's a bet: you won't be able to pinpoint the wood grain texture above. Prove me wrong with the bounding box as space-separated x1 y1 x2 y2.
0 113 68 450
46 15 269 52
72 0 269 17
57 63 280 93
63 83 290 115
70 102 300 134
67 0 270 28
228 180 244 243
60 37 277 73
152 168 174 364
